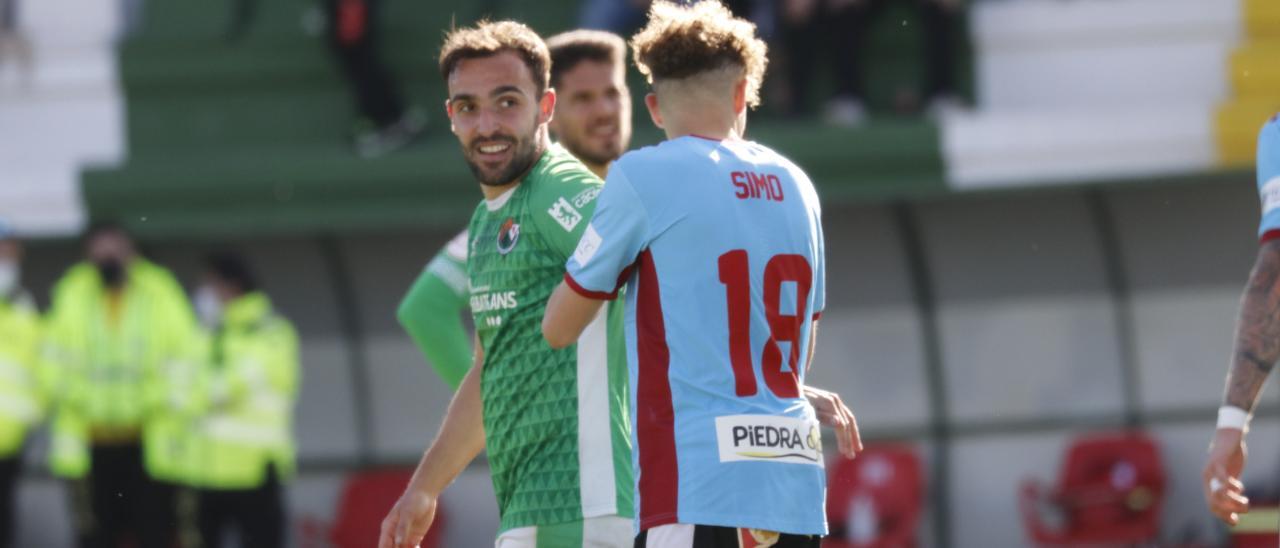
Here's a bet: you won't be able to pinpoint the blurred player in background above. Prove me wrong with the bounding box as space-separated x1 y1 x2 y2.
543 2 861 546
190 253 300 548
396 29 633 390
380 21 633 548
43 222 202 548
0 220 41 548
0 0 33 89
1204 114 1280 526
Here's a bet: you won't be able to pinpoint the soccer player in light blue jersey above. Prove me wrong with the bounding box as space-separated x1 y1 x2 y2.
1204 113 1280 526
543 2 861 546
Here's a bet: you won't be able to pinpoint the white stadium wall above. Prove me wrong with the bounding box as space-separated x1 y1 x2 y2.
0 0 125 236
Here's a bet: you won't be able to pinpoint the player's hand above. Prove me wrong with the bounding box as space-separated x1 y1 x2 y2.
1203 428 1249 526
378 488 438 548
803 385 862 459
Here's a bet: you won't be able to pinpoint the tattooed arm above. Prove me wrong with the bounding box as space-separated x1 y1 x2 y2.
1203 239 1280 525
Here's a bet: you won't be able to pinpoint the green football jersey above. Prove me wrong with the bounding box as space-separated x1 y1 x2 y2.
466 143 633 533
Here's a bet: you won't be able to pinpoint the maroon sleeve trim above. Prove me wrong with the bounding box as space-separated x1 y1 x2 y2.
1262 229 1280 244
812 311 823 321
564 273 619 301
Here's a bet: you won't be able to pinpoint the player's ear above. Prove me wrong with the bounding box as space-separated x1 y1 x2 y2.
644 92 664 129
538 88 557 125
444 98 457 133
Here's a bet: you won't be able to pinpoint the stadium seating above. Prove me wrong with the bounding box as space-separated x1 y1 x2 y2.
1216 0 1280 165
824 445 924 548
1018 432 1165 546
1231 505 1280 547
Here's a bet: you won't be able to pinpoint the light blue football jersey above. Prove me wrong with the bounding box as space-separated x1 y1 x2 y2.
565 135 828 536
1258 115 1280 238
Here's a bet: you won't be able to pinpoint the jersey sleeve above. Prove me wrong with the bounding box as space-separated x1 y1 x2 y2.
1258 116 1280 240
530 170 604 258
565 166 649 300
396 236 472 389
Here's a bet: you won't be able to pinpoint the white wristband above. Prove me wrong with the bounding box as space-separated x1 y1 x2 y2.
1217 406 1251 431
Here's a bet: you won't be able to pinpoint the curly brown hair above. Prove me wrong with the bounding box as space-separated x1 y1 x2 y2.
547 30 627 88
630 1 768 108
439 20 551 94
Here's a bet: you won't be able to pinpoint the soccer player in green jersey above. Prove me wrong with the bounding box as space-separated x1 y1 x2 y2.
379 22 634 548
396 30 634 390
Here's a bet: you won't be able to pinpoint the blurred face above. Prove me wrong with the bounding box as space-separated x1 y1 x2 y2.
0 239 20 264
0 239 21 294
86 231 135 266
446 52 555 187
549 59 631 169
85 230 136 288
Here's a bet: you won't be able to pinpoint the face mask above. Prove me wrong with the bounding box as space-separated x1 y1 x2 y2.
96 259 125 288
0 260 17 296
195 285 223 327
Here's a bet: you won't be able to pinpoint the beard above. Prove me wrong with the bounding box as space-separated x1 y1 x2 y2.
462 126 543 187
559 117 626 169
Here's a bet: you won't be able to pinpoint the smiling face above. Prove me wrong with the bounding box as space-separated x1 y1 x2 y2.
446 51 556 188
549 59 631 173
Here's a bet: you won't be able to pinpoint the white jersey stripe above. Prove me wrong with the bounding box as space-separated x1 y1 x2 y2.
577 306 617 517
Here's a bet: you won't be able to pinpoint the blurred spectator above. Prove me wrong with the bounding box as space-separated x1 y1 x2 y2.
579 0 650 34
42 222 202 548
0 220 41 548
118 0 144 39
781 0 964 125
191 253 300 548
324 0 426 158
580 0 773 39
0 0 32 89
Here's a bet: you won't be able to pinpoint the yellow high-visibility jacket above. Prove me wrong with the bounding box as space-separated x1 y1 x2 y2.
190 292 299 490
0 291 43 458
43 259 204 481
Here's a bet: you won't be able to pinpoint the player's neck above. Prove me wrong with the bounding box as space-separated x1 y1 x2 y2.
585 160 609 179
481 180 520 201
664 120 739 142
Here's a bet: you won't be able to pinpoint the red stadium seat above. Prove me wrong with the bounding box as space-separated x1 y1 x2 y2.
1019 432 1165 546
324 467 447 548
824 445 924 548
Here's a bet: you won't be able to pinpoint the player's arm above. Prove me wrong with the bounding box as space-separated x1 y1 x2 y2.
397 244 471 389
801 317 861 459
543 167 648 348
544 284 606 349
1203 240 1280 525
798 203 862 457
1204 117 1280 525
379 335 486 548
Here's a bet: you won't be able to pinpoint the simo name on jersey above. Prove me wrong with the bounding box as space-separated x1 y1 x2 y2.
731 171 785 202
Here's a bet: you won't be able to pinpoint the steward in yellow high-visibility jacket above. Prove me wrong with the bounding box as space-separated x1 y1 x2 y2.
42 222 203 548
0 223 42 548
191 253 299 548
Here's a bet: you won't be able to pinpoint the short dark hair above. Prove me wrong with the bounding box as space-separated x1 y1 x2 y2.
205 252 259 294
547 30 627 88
439 20 551 94
83 220 132 247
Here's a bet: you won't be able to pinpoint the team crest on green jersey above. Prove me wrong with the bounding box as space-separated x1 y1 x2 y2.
497 217 520 255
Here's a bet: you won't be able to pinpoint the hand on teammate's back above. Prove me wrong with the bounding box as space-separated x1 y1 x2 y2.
803 385 862 459
1203 428 1250 525
378 489 438 548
